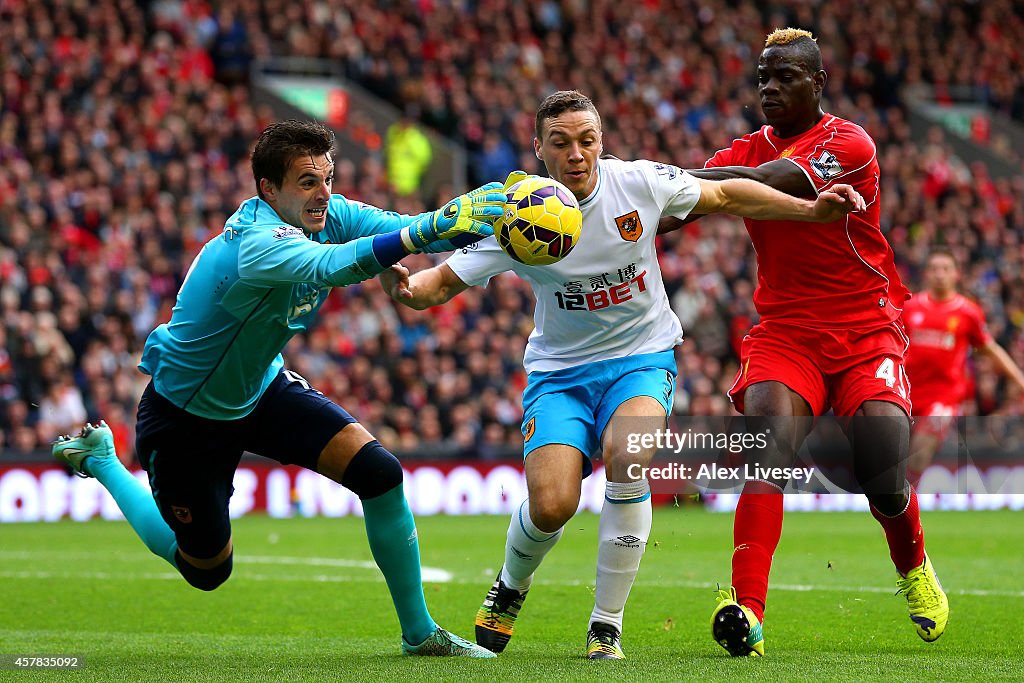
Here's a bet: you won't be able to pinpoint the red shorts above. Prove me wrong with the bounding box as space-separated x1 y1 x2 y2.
910 389 960 439
729 321 912 417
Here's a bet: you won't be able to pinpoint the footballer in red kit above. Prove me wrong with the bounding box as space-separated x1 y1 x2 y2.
661 27 947 655
706 117 904 329
705 114 911 417
903 250 1024 481
905 293 990 417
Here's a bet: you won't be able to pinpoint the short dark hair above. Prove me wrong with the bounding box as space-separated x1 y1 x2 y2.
926 247 958 267
252 119 335 199
764 27 823 73
535 90 601 140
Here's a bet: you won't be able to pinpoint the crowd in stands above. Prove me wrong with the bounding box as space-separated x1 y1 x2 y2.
1 0 1021 463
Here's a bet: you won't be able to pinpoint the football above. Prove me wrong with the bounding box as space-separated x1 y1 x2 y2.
496 176 583 266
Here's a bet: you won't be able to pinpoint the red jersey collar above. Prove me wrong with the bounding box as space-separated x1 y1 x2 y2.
765 114 836 148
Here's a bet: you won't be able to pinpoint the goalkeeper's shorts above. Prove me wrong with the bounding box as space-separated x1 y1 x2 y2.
136 369 356 559
520 349 677 476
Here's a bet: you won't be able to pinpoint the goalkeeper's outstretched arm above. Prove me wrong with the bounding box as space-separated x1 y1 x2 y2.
379 263 469 311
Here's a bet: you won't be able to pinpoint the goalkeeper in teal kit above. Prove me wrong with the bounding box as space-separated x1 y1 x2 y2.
52 119 505 657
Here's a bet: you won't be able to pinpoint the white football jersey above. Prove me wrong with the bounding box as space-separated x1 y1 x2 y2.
447 157 701 372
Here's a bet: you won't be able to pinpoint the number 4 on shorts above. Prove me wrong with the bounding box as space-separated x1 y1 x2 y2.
875 358 908 399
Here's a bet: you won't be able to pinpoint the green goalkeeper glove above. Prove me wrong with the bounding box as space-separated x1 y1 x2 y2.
405 182 506 251
486 170 531 238
502 170 529 192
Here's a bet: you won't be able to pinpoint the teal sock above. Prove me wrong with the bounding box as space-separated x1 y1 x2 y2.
361 484 436 644
85 456 178 567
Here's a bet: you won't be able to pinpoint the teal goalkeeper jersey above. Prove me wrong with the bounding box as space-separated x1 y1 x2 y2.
140 195 449 420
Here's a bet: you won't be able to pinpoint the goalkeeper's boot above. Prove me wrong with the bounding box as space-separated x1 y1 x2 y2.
52 421 116 478
475 571 528 653
585 622 625 660
711 586 764 656
401 627 496 658
896 553 948 642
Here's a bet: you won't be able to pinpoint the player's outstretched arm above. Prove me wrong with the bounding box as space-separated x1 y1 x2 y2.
688 160 817 197
979 340 1024 395
403 183 507 252
659 160 817 234
419 171 531 252
380 263 469 311
693 177 865 223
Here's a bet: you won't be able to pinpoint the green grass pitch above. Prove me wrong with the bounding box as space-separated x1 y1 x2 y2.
1 508 1020 682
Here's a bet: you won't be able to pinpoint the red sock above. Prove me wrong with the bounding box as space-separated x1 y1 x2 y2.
870 487 925 575
731 480 784 623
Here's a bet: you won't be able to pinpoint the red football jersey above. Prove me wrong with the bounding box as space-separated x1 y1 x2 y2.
903 292 992 406
706 114 909 328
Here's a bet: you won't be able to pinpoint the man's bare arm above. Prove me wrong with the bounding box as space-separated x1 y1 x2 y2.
659 160 818 234
979 340 1024 394
379 263 470 310
690 177 862 223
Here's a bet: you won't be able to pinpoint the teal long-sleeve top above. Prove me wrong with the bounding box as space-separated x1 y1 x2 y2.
139 194 461 420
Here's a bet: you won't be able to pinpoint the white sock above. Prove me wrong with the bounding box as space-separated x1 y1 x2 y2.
500 499 563 591
590 480 652 634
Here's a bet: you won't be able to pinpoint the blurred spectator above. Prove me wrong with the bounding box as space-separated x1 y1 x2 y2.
386 110 433 196
472 132 517 187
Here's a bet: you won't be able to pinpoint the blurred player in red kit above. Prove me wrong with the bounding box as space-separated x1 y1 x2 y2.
903 249 1024 482
661 27 947 654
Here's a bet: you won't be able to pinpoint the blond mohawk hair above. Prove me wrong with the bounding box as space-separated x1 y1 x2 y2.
765 27 815 46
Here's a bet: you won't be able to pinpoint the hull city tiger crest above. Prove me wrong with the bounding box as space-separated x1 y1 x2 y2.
615 210 643 242
523 417 536 442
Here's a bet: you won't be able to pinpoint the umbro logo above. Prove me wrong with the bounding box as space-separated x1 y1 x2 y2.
614 534 641 548
510 546 533 561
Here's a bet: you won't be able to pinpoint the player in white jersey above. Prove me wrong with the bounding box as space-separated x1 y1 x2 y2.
478 155 689 373
380 90 864 659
